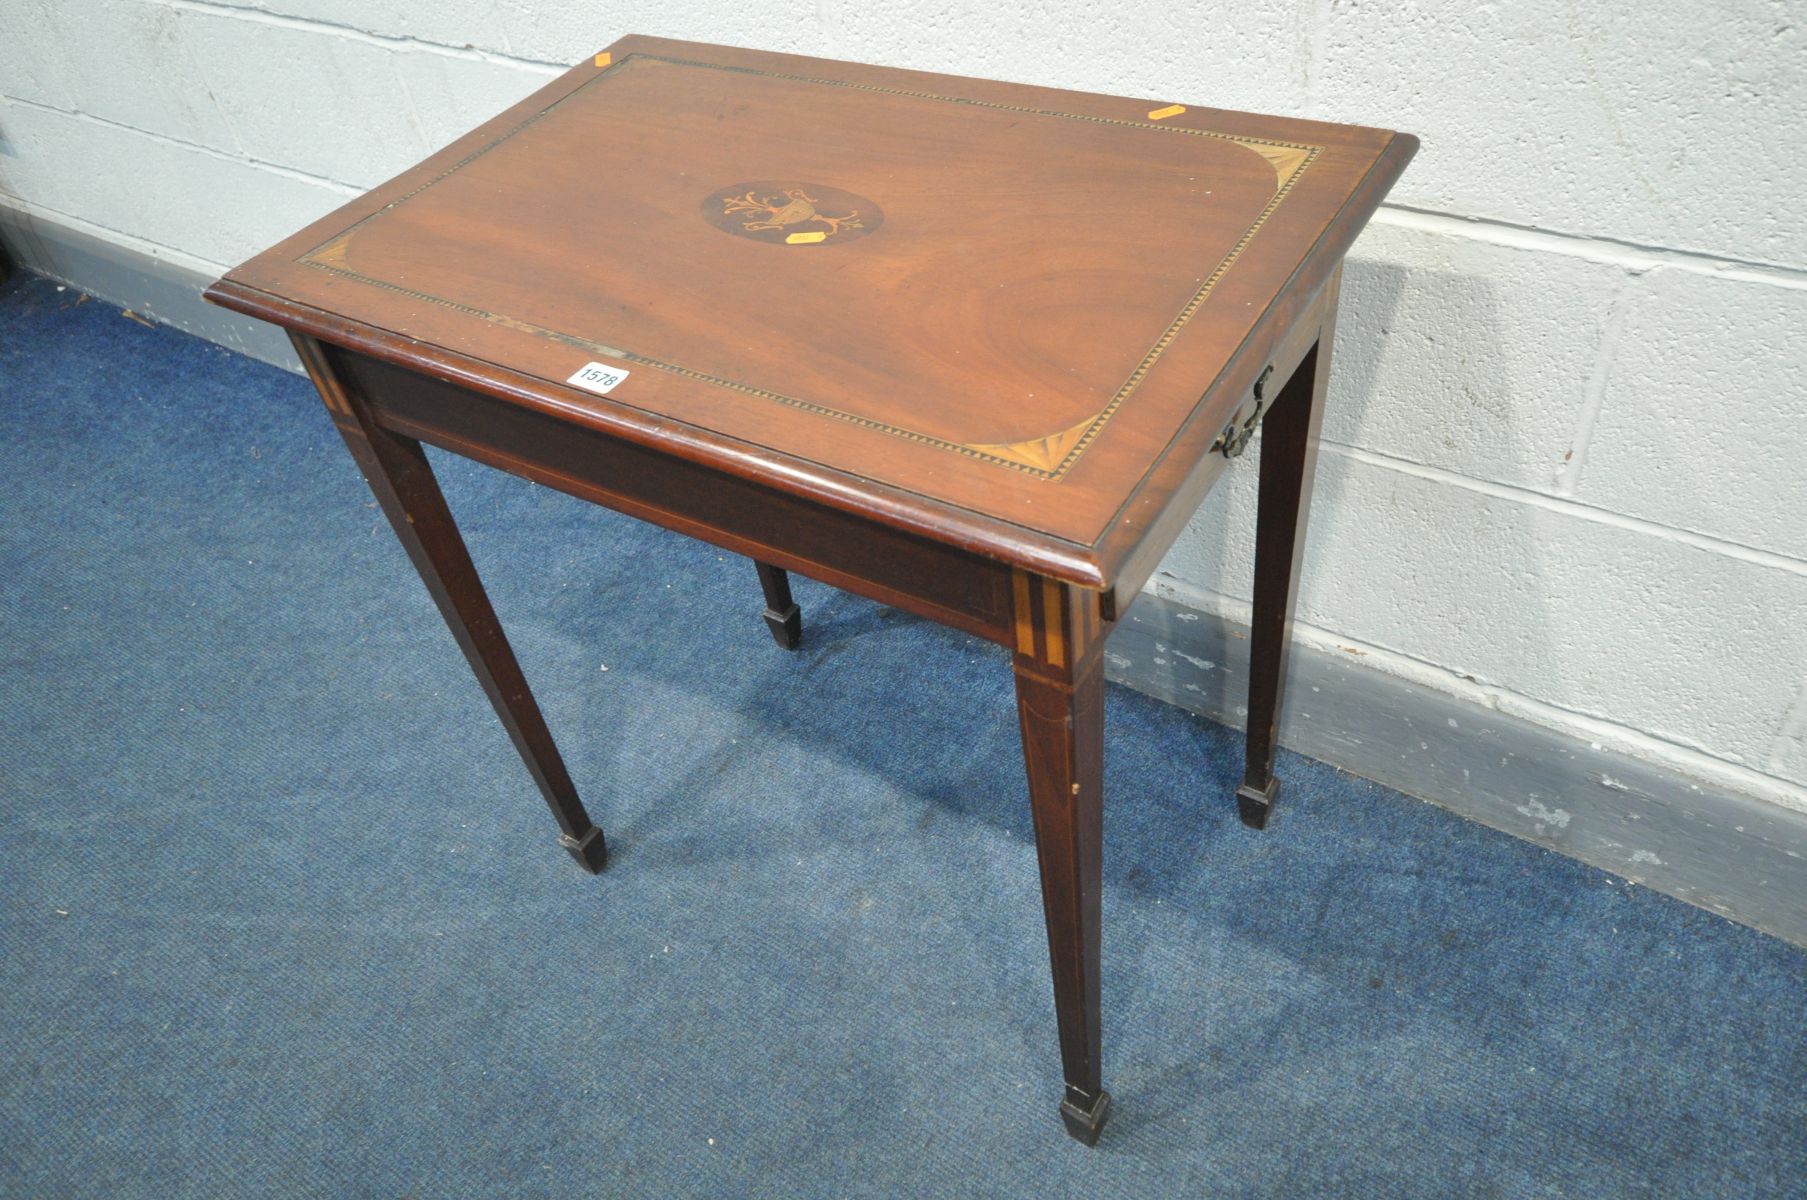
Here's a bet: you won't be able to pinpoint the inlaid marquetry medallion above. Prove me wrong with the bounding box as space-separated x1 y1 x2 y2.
702 182 882 245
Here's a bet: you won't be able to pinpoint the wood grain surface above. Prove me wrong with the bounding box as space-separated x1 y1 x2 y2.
207 35 1415 592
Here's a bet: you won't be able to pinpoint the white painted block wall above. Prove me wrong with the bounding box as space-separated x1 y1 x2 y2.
2 0 1802 813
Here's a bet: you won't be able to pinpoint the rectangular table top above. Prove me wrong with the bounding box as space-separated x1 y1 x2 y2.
209 35 1415 590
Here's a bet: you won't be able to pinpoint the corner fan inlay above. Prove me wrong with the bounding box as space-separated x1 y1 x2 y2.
957 136 1314 473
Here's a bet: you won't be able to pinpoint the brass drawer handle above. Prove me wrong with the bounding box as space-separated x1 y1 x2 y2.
1215 364 1273 459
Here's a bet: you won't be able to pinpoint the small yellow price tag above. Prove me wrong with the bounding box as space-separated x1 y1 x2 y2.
785 231 827 245
594 52 612 67
1147 104 1186 120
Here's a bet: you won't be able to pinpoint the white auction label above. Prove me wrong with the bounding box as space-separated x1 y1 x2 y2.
566 361 631 395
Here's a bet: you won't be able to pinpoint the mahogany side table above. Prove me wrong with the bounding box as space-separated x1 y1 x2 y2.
206 36 1416 1145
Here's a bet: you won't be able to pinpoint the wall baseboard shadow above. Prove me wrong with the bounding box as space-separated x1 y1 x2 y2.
1108 590 1807 948
0 202 298 371
10 200 1805 949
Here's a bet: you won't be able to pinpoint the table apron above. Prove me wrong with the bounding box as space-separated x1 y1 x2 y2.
329 347 1019 647
1106 274 1335 620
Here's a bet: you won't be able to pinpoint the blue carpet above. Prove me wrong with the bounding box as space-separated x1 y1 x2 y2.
1 271 1803 1198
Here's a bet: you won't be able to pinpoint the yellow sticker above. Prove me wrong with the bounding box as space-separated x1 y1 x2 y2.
594 52 612 67
1147 104 1186 120
785 231 827 244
